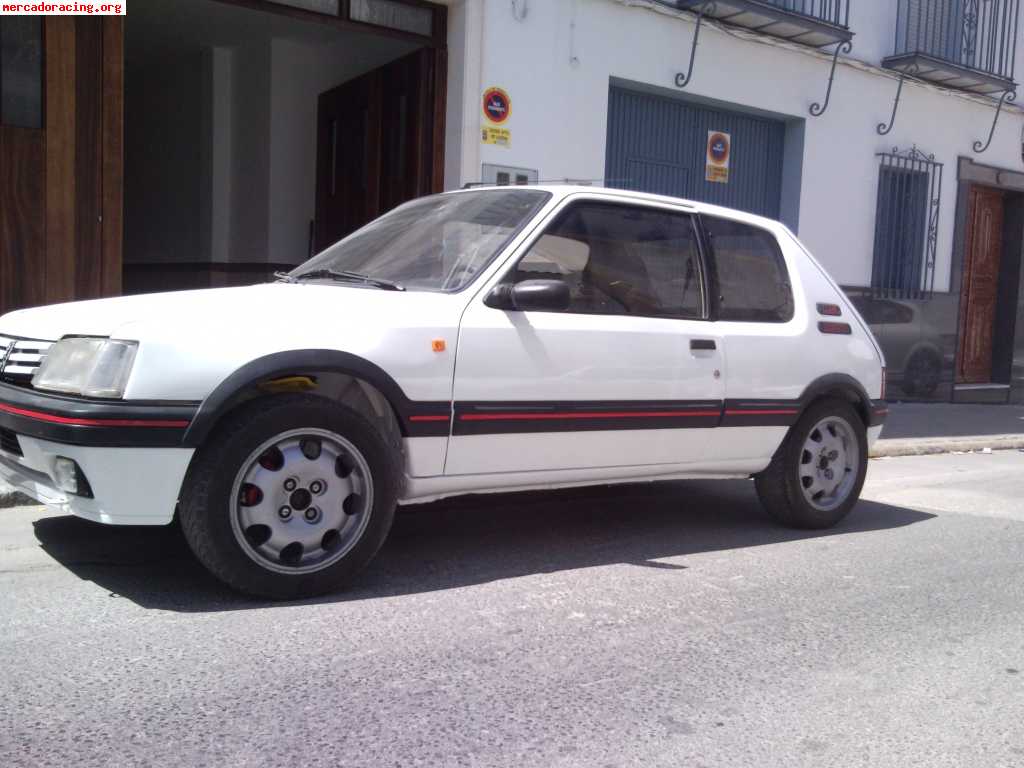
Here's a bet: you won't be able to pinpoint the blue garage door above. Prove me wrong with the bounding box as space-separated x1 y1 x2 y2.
605 86 786 219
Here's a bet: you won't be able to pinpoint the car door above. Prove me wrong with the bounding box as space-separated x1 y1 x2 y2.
445 196 727 476
701 213 809 462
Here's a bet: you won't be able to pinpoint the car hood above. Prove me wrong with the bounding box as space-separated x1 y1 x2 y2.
0 282 464 401
0 282 445 341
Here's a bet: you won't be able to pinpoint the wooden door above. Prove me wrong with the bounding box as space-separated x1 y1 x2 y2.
0 17 122 318
314 72 382 251
379 48 436 213
957 187 1005 383
313 47 445 253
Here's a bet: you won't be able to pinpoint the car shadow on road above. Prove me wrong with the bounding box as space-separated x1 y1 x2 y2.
32 479 935 612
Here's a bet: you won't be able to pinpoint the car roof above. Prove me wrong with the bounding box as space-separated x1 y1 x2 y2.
451 184 786 233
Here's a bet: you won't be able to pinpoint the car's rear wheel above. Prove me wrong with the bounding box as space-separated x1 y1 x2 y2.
902 348 941 398
179 394 400 599
754 398 867 529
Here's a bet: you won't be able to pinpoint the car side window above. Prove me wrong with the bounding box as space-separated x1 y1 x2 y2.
508 201 704 319
703 215 794 323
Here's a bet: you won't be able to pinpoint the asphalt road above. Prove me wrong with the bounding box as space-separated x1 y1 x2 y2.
2 451 1023 768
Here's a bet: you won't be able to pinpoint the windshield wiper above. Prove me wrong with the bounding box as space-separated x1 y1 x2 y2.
285 269 405 291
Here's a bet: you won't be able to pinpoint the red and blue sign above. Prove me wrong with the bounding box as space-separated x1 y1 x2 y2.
482 87 511 125
708 132 730 163
706 130 731 184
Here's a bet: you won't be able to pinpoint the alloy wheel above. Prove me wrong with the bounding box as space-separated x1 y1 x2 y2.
229 428 374 574
797 416 860 512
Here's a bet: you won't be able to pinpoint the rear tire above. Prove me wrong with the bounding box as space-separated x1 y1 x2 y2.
755 398 867 529
179 394 401 599
902 349 941 398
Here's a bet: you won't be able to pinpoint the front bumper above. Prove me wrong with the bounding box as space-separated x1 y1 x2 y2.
0 382 198 525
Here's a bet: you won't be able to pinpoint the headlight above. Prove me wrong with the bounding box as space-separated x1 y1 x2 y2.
32 337 138 399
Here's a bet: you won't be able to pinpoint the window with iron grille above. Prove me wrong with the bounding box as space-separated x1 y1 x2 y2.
870 148 943 300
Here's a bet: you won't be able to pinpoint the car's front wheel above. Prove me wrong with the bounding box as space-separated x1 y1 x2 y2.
179 394 400 599
754 398 867 529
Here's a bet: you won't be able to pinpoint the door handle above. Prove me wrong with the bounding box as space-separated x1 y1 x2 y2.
690 339 717 351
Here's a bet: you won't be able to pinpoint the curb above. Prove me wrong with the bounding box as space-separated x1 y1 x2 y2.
871 434 1024 458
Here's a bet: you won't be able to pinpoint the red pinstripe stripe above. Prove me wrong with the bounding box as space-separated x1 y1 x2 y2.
723 409 799 416
0 402 190 428
408 415 451 423
460 410 722 422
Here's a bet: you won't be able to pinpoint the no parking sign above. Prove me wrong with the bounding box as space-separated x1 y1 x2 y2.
483 87 512 125
706 131 731 184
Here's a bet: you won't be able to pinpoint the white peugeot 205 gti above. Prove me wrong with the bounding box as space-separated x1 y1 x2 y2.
0 186 887 598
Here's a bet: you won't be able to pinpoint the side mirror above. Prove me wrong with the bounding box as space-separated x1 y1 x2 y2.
485 279 571 312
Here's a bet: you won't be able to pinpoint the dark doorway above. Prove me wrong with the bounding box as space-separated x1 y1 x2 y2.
314 47 444 252
957 186 1005 383
122 0 445 295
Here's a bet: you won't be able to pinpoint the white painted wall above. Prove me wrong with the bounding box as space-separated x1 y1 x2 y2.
229 40 273 264
462 0 1024 290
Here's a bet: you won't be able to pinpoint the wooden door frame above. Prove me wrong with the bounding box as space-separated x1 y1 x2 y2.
955 183 1005 383
47 16 123 304
950 158 1024 401
0 17 122 317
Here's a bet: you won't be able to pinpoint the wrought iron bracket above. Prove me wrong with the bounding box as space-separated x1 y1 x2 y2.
973 89 1017 153
674 1 716 90
809 40 853 118
877 66 918 136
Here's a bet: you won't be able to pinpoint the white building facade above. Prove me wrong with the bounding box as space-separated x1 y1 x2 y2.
444 0 1024 403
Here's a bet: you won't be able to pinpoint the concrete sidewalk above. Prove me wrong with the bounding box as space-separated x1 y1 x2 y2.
2 402 1024 508
873 402 1024 457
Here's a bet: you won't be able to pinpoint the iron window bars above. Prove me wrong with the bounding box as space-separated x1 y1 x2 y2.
870 148 943 300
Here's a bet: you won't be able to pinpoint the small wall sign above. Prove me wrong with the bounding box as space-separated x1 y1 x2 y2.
706 131 731 184
482 126 512 147
482 87 512 125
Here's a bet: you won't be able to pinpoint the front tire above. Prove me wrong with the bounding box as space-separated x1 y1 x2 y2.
179 395 401 599
755 398 867 529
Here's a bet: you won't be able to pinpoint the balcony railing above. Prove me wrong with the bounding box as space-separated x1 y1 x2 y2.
763 1 850 29
669 0 852 46
884 0 1020 94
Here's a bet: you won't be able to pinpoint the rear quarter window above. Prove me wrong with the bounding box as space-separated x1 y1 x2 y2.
704 216 794 323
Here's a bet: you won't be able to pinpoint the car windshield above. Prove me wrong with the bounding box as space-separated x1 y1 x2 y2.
289 189 551 292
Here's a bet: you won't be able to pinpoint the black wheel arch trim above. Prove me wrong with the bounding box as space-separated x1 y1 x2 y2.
797 374 887 428
182 350 447 447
